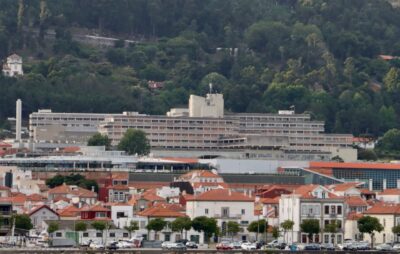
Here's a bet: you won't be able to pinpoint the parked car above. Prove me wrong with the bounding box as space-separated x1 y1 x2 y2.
216 241 233 250
186 241 198 249
89 241 105 250
107 241 119 250
241 242 257 250
347 241 370 251
161 241 174 250
376 243 393 251
171 243 187 250
117 240 135 249
304 243 321 250
229 241 242 249
176 239 189 245
321 243 335 250
393 243 400 250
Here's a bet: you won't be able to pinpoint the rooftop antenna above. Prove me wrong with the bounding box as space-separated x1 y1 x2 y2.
209 83 213 94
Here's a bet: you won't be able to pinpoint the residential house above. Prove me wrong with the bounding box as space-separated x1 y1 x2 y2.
186 188 255 241
2 54 23 77
29 205 59 231
176 170 227 194
363 203 400 244
80 204 111 221
48 183 97 205
327 182 363 197
345 196 369 214
376 189 400 204
279 185 345 245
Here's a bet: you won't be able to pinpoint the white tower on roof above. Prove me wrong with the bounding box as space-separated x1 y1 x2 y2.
16 99 22 142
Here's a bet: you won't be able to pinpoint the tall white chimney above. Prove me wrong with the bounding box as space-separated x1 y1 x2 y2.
368 179 373 191
16 99 22 142
383 179 387 190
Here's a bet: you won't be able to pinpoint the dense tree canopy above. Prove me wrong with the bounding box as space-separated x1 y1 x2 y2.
118 129 150 155
2 0 400 144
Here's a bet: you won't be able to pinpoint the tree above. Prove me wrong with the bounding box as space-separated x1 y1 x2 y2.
392 225 400 242
146 218 167 240
227 221 240 240
75 222 87 244
14 214 33 234
358 216 383 248
324 221 338 244
171 217 192 239
300 219 320 243
192 216 218 243
272 226 280 239
91 221 107 243
379 129 400 152
124 220 139 238
383 67 400 93
118 129 150 155
47 222 59 235
87 133 111 150
281 220 294 244
247 219 267 241
46 175 64 188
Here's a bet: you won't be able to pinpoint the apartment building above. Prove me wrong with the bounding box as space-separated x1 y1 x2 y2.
279 185 345 245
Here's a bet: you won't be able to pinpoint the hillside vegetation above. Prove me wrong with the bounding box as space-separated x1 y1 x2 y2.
1 0 400 138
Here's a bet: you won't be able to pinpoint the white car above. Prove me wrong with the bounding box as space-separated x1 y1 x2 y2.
89 241 105 250
376 243 393 251
241 242 257 250
393 244 400 250
161 241 174 249
117 240 135 249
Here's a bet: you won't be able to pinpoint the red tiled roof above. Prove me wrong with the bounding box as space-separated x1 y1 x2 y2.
378 189 400 195
129 182 168 190
345 196 368 207
29 205 58 217
61 146 81 153
49 183 97 198
310 161 400 170
186 189 254 202
138 204 186 218
27 193 46 202
180 170 221 181
54 196 71 203
260 197 280 204
142 189 165 202
111 172 129 180
292 184 339 199
347 212 363 220
192 182 228 188
81 204 110 212
364 203 400 214
58 205 81 217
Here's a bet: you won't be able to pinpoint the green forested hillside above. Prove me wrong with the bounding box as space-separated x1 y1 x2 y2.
1 0 400 137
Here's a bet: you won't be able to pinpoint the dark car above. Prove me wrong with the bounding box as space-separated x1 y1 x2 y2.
255 241 266 249
186 241 198 249
107 242 119 251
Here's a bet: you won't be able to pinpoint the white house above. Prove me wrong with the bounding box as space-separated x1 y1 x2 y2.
108 203 134 228
279 185 345 245
363 204 400 244
2 54 23 77
376 189 400 204
29 205 59 232
327 182 363 197
186 188 256 241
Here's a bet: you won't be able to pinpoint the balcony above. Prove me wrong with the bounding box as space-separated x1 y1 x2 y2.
0 211 12 216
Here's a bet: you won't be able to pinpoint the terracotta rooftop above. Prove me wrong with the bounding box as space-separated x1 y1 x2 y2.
49 183 97 198
138 204 186 218
327 182 363 192
141 189 165 202
81 204 110 212
347 212 363 220
58 205 81 217
292 184 339 199
345 196 369 207
27 193 46 202
186 189 254 202
260 197 280 204
364 203 400 214
377 189 400 195
29 205 58 217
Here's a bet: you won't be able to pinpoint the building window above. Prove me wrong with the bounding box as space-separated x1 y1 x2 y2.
337 206 342 215
240 221 249 225
205 209 209 215
123 233 129 237
117 212 126 218
140 221 146 229
241 209 245 215
110 232 115 237
222 207 229 217
96 232 102 237
337 234 342 244
83 232 89 237
55 232 62 237
324 234 329 243
324 206 329 215
331 206 336 214
165 234 171 242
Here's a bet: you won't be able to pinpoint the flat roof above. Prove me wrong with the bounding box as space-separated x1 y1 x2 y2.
310 161 400 170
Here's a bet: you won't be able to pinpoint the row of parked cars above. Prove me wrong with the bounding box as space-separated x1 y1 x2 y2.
161 240 198 250
339 240 400 251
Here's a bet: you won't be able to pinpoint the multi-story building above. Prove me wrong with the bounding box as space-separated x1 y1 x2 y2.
0 198 12 236
2 54 23 77
186 188 255 241
279 185 345 245
29 93 356 161
29 110 123 144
